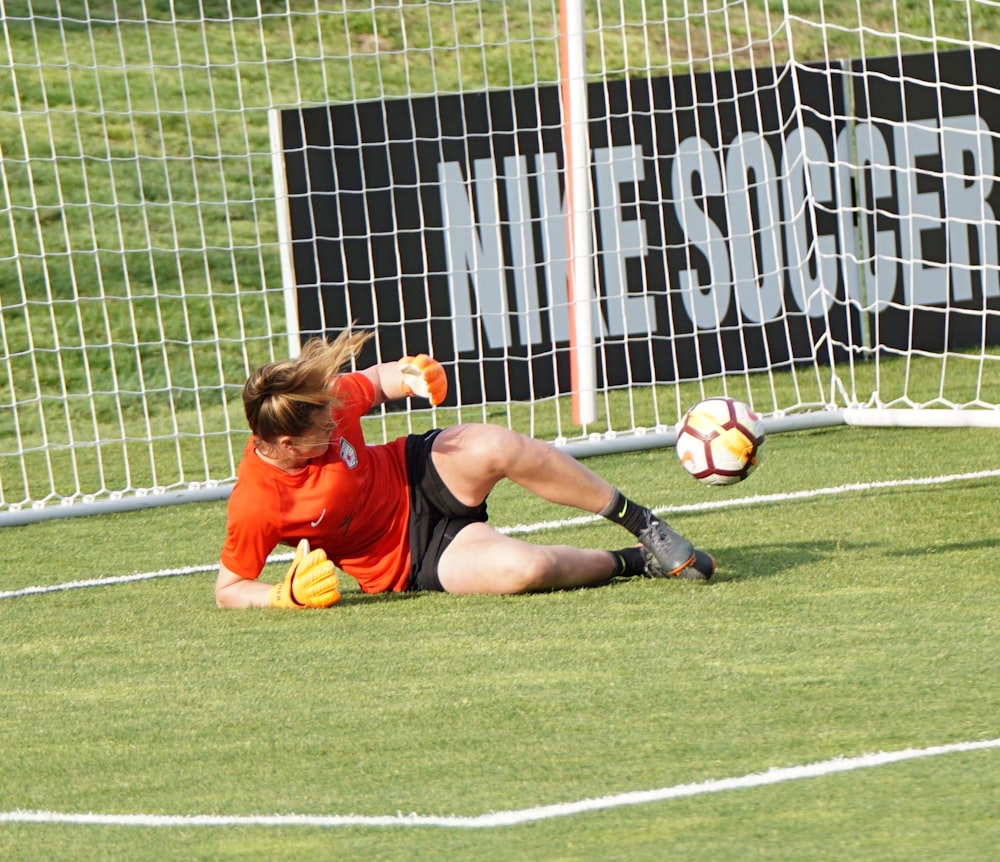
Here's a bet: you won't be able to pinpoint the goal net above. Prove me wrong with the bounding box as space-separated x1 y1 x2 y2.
1 0 998 524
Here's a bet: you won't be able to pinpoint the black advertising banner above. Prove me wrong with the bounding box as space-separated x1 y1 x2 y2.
279 49 999 404
614 63 853 385
849 49 1000 353
280 87 568 403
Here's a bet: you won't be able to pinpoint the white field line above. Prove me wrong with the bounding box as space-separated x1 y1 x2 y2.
504 468 1000 536
1 738 997 829
2 469 997 602
0 564 219 600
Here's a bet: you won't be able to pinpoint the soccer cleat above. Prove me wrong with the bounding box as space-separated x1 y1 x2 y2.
643 547 715 581
675 549 716 580
636 516 696 576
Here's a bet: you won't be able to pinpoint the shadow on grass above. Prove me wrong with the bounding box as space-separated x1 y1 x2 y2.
337 542 846 598
713 533 1000 582
332 587 426 606
888 536 1000 558
709 539 868 583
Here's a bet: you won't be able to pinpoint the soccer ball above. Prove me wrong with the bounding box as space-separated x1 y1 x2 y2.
675 397 765 486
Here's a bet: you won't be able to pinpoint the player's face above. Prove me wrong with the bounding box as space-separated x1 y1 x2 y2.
291 411 335 457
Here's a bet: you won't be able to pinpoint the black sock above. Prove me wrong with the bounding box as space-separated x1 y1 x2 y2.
610 546 647 579
600 489 654 537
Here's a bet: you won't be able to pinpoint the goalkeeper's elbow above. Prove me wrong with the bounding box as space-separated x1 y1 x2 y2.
215 563 270 609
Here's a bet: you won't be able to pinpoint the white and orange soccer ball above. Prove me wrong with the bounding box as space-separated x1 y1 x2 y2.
675 397 765 486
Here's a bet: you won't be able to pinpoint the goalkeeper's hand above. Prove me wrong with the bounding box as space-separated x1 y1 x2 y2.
268 539 341 609
397 354 447 406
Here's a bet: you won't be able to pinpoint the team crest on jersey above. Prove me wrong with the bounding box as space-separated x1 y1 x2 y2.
339 437 358 468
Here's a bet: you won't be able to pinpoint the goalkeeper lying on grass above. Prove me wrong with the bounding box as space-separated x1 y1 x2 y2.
215 331 714 609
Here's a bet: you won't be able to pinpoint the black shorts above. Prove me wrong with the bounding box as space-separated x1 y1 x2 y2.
406 429 489 592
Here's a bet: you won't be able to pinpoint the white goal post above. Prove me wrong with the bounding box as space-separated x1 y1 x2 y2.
1 0 999 525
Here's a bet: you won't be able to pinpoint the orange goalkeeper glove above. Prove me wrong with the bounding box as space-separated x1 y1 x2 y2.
268 539 341 609
398 354 447 406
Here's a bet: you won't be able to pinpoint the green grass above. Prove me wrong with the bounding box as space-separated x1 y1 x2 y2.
1 7 999 853
1 425 998 859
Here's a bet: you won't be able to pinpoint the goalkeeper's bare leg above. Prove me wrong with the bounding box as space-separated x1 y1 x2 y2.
436 522 624 594
430 424 706 592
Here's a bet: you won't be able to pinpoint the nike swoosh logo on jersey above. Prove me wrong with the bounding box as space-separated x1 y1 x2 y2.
310 508 327 527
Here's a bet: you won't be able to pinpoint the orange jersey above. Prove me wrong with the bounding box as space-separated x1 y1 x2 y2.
221 372 411 593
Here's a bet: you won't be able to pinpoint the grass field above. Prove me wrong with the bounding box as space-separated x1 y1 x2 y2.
2 423 998 860
2 2 999 858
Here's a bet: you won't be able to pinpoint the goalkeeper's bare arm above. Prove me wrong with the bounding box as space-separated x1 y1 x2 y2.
215 563 272 609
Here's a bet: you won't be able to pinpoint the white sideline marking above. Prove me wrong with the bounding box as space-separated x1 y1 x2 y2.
2 469 998 601
1 738 997 829
0 564 218 600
